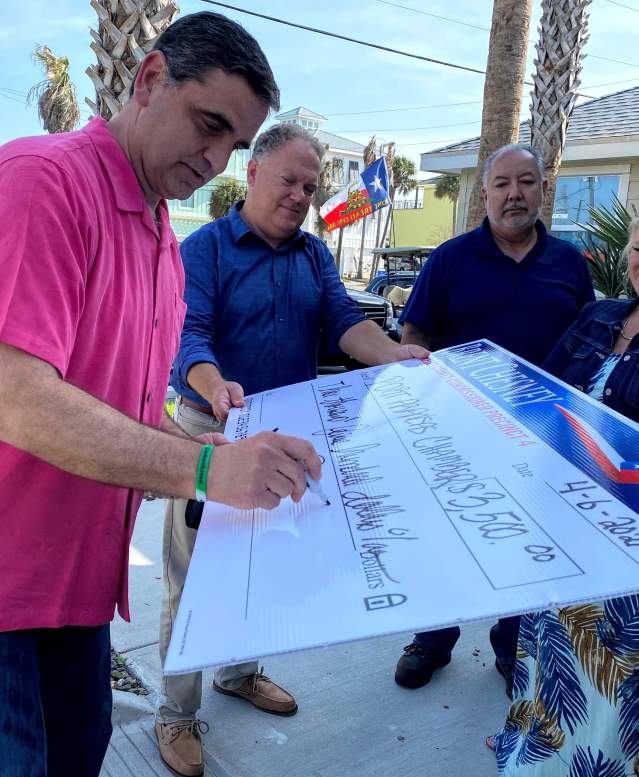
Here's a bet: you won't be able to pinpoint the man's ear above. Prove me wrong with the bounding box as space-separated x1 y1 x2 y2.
132 51 168 107
541 178 549 199
246 158 258 187
481 186 487 204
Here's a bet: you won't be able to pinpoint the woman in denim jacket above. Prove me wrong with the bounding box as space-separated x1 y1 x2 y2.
489 218 639 775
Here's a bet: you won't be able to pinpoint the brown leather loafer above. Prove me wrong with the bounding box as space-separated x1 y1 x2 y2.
155 719 209 777
213 668 298 716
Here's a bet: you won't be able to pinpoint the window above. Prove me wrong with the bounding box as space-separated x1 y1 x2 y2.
551 175 620 231
348 161 360 182
176 194 195 211
332 159 344 185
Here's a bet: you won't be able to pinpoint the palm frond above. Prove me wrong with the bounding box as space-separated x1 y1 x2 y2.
578 195 636 299
601 596 639 655
512 656 530 699
559 604 635 703
538 610 588 734
517 696 565 768
518 612 541 661
515 718 563 767
391 155 416 198
618 669 639 760
434 174 460 203
495 719 521 771
496 699 565 769
568 746 626 777
27 45 79 134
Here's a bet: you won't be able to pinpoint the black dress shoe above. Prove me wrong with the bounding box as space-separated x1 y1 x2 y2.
495 658 515 699
394 644 452 688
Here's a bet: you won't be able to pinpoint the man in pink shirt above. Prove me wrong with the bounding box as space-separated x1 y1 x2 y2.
0 12 321 777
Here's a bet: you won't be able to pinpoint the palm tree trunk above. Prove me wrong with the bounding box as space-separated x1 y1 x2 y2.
530 0 591 229
87 1 179 119
465 0 534 231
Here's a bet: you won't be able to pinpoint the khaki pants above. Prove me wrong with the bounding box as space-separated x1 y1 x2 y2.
156 400 258 723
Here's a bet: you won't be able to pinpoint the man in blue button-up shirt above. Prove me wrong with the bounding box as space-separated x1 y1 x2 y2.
157 123 428 766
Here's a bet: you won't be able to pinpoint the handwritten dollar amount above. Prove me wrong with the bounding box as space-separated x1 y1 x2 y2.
434 478 548 550
431 477 582 589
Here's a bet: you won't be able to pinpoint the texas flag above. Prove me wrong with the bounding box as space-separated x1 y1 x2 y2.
320 157 390 232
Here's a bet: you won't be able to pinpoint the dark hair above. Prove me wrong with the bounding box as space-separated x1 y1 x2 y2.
141 11 279 110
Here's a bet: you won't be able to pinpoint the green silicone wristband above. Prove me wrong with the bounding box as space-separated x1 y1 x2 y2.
195 444 214 502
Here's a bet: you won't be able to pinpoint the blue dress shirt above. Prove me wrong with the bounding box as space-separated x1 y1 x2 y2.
171 204 365 402
399 218 594 366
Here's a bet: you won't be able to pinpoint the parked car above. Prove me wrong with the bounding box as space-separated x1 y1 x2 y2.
317 287 395 370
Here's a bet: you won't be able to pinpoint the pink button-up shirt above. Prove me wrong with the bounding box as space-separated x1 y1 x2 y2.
0 118 185 630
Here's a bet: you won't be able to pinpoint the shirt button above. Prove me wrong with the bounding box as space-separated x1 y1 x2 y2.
146 392 152 403
279 352 284 359
575 385 583 391
278 316 284 323
624 354 631 361
276 281 282 288
604 388 612 396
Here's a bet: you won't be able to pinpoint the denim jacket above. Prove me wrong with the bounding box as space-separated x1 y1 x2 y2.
543 298 639 424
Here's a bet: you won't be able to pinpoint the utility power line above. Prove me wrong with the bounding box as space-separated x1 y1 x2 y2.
199 1 599 97
606 0 639 11
324 100 482 117
373 0 489 31
200 0 490 77
373 0 639 71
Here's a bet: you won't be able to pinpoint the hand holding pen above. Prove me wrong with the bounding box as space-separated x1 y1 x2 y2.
273 427 330 506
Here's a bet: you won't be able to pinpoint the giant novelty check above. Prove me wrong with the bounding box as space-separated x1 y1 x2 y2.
165 341 639 674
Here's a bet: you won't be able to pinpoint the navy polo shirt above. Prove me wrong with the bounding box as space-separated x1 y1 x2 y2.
399 217 594 366
171 203 365 402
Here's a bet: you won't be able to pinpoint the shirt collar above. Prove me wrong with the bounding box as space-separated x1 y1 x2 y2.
82 117 147 214
476 216 549 262
229 201 307 248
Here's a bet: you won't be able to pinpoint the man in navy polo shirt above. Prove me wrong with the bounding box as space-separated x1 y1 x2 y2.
156 123 428 776
395 143 594 693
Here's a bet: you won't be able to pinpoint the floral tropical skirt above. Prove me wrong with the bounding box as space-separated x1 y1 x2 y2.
494 597 639 776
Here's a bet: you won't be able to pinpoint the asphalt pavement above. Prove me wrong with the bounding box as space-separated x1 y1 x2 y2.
101 499 505 777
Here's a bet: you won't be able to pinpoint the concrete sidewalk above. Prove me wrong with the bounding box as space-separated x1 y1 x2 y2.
102 500 505 777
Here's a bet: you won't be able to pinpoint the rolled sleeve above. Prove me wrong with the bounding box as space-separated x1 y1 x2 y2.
171 228 221 398
0 156 91 377
318 243 366 351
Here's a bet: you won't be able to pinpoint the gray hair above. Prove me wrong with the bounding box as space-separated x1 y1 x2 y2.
252 124 325 164
482 144 546 187
136 12 279 110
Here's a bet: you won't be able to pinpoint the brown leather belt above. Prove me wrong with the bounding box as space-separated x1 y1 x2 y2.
180 397 216 416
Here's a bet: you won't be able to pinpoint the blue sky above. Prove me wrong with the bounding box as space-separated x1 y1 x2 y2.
2 0 639 170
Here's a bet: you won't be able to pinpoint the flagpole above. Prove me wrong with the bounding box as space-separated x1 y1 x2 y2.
357 215 367 279
335 227 344 276
380 200 394 248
